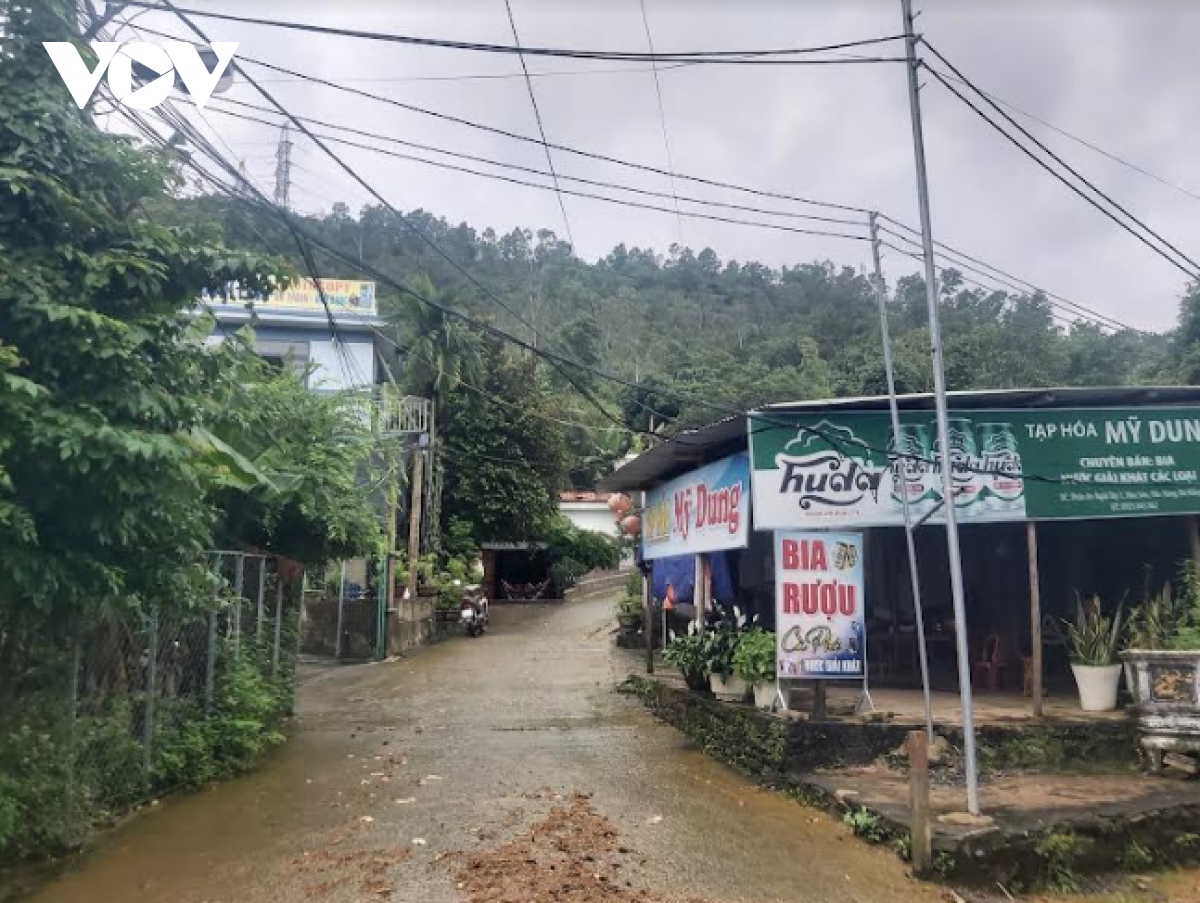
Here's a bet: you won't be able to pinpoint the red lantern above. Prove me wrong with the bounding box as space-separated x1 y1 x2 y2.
607 493 631 516
621 514 641 536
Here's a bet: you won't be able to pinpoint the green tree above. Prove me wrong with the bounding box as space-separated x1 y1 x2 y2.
0 1 288 665
439 341 569 543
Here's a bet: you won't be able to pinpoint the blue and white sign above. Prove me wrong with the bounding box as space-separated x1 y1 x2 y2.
641 453 751 560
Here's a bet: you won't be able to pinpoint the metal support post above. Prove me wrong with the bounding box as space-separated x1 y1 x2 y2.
869 211 933 740
232 553 245 658
1027 521 1044 717
272 573 284 679
256 556 267 642
335 560 347 661
143 606 158 793
901 0 980 814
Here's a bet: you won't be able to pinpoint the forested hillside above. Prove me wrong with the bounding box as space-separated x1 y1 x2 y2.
174 195 1196 492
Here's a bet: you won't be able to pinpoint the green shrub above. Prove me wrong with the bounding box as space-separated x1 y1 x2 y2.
663 628 709 692
733 628 776 684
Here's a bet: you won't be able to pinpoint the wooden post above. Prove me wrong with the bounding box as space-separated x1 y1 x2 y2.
812 682 827 721
907 729 932 872
1188 516 1200 584
1027 521 1043 718
406 448 425 604
693 554 705 634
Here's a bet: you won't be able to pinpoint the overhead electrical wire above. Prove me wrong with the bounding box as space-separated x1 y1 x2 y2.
880 241 1109 332
879 225 1136 333
877 215 1136 333
930 69 1200 209
502 0 575 249
200 95 867 229
198 100 870 242
921 44 1200 280
127 20 873 217
637 0 685 246
114 4 909 64
197 98 1136 336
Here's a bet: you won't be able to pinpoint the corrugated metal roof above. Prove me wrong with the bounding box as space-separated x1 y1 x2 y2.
598 386 1200 492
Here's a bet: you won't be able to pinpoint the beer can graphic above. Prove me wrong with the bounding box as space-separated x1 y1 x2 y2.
888 422 935 514
977 422 1025 512
934 418 984 511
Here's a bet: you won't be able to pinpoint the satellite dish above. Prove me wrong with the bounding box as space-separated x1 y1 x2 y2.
131 48 235 97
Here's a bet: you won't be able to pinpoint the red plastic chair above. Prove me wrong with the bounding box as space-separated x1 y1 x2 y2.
972 634 1007 692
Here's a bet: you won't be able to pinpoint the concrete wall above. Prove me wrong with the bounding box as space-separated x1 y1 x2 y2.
560 501 618 537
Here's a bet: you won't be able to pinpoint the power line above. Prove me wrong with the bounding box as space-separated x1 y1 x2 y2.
198 99 871 242
878 224 1136 333
876 215 1135 333
880 241 1108 332
931 70 1200 209
114 4 908 64
637 0 685 246
502 0 574 249
128 20 874 217
203 94 867 228
255 60 700 85
921 43 1200 280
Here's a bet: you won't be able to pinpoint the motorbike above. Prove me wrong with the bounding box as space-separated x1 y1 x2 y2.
459 585 489 637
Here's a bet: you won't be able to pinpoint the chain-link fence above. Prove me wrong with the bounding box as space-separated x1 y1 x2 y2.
0 552 302 862
299 558 384 662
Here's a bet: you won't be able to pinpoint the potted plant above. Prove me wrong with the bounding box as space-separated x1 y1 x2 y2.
1064 593 1124 712
663 626 709 693
702 624 746 700
733 627 777 709
1123 566 1200 768
616 594 643 633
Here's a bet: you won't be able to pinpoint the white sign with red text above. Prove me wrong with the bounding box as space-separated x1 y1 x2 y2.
641 453 750 560
775 531 866 680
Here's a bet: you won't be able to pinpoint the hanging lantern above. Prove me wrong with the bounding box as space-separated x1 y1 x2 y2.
607 493 631 515
621 514 641 536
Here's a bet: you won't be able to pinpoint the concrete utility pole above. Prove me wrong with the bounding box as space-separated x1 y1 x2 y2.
868 211 934 742
900 0 981 814
274 122 292 210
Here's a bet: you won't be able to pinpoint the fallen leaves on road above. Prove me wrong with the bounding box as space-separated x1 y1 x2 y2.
454 793 705 903
291 845 410 900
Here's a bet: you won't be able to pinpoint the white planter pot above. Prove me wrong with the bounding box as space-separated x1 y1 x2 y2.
753 682 777 711
709 673 748 700
1071 663 1122 712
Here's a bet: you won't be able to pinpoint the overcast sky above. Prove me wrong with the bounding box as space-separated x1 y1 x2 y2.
109 0 1200 331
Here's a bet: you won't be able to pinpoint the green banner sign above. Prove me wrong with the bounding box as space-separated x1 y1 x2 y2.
748 407 1200 528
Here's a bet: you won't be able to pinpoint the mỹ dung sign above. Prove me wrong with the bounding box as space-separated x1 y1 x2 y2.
749 407 1200 528
641 453 750 560
775 531 865 679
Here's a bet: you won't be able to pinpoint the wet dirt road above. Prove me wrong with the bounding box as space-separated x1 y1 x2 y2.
24 595 942 903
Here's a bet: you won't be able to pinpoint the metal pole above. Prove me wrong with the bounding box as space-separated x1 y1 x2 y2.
272 571 284 679
1027 521 1044 717
256 556 267 642
143 606 158 794
232 554 245 658
206 552 220 712
869 211 934 741
335 561 347 661
901 0 980 814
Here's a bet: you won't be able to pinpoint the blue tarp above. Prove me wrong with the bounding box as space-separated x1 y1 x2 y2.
650 554 733 605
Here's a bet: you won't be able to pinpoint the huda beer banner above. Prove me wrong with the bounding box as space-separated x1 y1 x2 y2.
750 407 1200 529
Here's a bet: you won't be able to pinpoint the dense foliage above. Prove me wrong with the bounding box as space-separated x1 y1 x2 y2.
177 192 1200 499
0 3 383 861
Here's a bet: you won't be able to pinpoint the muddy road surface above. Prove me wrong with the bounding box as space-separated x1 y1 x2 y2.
23 595 941 903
